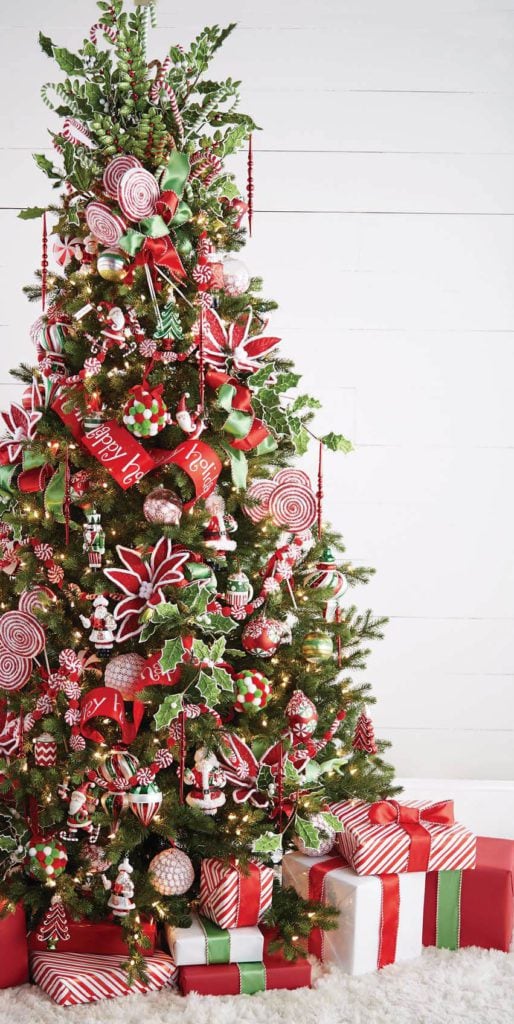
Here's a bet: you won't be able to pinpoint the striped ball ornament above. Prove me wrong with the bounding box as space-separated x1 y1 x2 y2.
98 748 140 788
301 630 334 663
128 782 163 826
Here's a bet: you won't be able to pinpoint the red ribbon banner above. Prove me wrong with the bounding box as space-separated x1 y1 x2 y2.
368 799 455 872
152 438 222 508
80 686 144 745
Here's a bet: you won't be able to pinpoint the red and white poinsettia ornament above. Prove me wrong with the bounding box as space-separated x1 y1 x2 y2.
104 537 189 642
199 308 280 374
0 404 42 465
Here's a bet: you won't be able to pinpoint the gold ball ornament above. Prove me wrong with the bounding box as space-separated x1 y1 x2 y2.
302 630 334 663
96 249 128 282
149 847 195 896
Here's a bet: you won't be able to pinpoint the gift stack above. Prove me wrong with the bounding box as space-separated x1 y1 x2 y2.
283 797 513 975
165 857 312 995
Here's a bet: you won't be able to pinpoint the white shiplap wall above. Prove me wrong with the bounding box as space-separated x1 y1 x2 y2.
0 0 513 780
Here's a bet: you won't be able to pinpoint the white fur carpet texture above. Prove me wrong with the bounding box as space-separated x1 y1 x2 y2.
0 947 512 1024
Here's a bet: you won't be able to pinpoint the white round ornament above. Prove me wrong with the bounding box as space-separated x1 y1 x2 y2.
104 653 146 700
143 488 183 526
149 847 194 896
222 256 250 296
293 812 336 857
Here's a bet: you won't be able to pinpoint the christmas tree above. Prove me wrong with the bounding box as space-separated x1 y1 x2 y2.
0 0 397 968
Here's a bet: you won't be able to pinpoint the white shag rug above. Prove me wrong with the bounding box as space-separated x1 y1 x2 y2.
0 948 513 1024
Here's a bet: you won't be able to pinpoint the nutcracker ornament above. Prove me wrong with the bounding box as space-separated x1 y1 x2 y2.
184 747 226 815
79 595 116 655
203 491 237 557
104 856 135 918
82 508 105 569
59 780 100 843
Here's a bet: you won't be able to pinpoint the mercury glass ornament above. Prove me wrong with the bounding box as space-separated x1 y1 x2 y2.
149 847 194 895
222 256 250 296
143 487 183 526
104 653 146 701
97 249 128 282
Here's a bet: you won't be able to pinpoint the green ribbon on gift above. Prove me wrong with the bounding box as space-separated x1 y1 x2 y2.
435 870 462 950
199 916 232 965
238 962 267 995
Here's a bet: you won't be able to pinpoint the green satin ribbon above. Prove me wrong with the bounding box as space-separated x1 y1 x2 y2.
222 445 248 490
0 465 17 502
199 916 231 965
436 870 462 950
119 214 170 256
160 151 190 194
44 462 65 520
254 435 278 456
238 962 266 995
22 449 47 471
217 383 254 440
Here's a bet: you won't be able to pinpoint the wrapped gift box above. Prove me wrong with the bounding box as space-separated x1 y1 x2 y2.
165 913 264 965
329 798 476 875
30 951 177 1006
423 835 514 952
199 858 274 929
282 851 426 975
29 915 156 956
179 953 311 996
0 903 29 988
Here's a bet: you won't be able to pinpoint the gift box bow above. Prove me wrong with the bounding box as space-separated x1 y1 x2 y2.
368 799 455 871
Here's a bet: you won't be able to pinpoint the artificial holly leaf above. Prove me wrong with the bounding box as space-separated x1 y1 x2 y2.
319 811 344 833
222 123 253 156
196 670 220 709
283 759 302 787
219 180 239 200
192 638 211 663
198 613 237 635
256 764 274 792
275 372 302 392
303 755 349 784
154 692 184 731
160 636 185 673
70 161 94 192
182 583 210 616
252 832 282 855
38 32 54 57
295 816 322 851
290 423 310 457
210 636 226 663
18 207 47 220
0 835 17 852
33 154 61 180
212 665 233 693
248 364 275 388
321 432 353 454
53 47 85 76
290 394 322 413
67 207 80 226
153 603 181 623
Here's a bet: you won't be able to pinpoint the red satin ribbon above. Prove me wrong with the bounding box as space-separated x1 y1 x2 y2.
232 858 265 928
80 686 144 745
307 856 345 959
124 235 186 285
205 368 271 451
377 874 400 968
17 464 54 493
368 799 454 872
155 190 179 223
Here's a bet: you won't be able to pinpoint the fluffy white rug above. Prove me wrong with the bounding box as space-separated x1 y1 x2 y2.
1 948 513 1024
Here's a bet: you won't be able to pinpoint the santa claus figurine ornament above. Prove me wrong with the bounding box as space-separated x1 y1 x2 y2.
184 747 226 815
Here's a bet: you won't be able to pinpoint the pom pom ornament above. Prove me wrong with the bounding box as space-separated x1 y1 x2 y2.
286 689 318 740
149 846 195 896
33 733 57 767
242 613 292 658
143 487 183 526
234 670 271 712
222 256 250 296
25 838 68 881
128 782 163 826
123 384 169 437
352 708 378 755
104 653 146 701
302 630 334 663
96 249 128 281
293 812 336 857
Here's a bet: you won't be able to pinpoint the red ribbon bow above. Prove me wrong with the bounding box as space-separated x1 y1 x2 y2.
368 799 454 871
124 235 186 286
205 368 271 451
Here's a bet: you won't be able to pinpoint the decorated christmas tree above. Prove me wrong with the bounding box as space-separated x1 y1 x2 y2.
0 0 397 969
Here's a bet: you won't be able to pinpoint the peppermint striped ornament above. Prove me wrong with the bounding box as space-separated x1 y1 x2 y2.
89 22 118 45
85 202 126 246
61 118 95 150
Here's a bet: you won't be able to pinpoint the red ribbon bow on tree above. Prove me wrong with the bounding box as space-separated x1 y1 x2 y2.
123 235 186 286
368 798 455 871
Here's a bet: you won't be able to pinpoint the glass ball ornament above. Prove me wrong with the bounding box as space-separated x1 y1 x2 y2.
96 249 128 281
128 782 163 827
149 846 194 896
222 256 250 296
104 653 146 701
98 748 140 788
24 838 68 881
293 812 336 857
143 487 183 526
302 630 334 663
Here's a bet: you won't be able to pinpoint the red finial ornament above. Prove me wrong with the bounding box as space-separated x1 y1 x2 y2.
198 307 205 413
247 133 254 236
41 213 48 312
64 446 71 546
317 440 324 540
352 708 378 755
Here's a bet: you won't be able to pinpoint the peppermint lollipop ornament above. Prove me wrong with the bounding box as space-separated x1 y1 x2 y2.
242 470 316 532
85 202 126 246
118 166 159 220
103 154 142 200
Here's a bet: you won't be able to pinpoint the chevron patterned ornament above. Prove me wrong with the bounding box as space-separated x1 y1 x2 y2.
33 733 58 767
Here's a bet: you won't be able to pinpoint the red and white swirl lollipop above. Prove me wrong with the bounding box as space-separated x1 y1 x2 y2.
269 481 316 532
85 201 126 246
0 611 46 658
18 587 54 617
242 479 275 523
103 154 142 200
0 650 32 691
274 468 312 490
118 167 160 221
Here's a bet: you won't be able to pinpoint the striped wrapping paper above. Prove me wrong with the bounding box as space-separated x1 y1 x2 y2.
329 799 476 875
30 950 177 1006
199 858 274 930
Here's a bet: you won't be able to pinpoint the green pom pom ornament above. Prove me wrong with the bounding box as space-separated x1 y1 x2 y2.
234 670 271 712
24 838 68 881
123 384 169 438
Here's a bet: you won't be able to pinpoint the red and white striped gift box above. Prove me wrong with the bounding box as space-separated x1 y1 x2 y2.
199 858 274 929
30 950 177 1006
329 798 476 875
